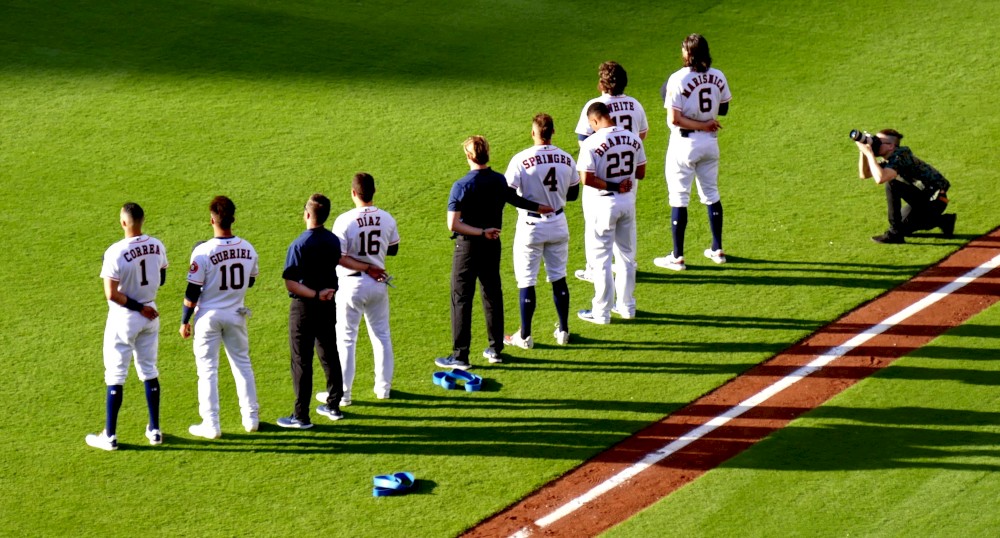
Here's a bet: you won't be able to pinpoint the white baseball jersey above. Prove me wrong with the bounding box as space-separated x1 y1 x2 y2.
101 235 169 307
577 126 647 195
576 94 649 140
663 67 731 133
332 206 400 278
187 237 259 311
504 144 579 215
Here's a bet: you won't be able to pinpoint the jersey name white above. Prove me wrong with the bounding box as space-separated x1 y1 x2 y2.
665 67 731 128
576 94 649 139
187 237 259 311
101 235 169 308
332 207 400 277
577 126 647 198
504 145 579 215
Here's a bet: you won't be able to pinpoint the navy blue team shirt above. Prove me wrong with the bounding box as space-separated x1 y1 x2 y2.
447 168 510 230
282 226 341 298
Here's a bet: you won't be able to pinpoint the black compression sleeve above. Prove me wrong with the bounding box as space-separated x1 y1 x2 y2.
506 187 541 211
567 184 580 202
719 102 730 116
387 243 399 256
184 282 202 304
160 268 166 287
248 276 256 288
124 297 144 311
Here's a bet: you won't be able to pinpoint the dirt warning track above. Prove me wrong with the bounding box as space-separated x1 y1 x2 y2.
465 229 1000 538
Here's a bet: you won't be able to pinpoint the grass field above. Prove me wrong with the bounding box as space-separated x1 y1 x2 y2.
1 0 998 536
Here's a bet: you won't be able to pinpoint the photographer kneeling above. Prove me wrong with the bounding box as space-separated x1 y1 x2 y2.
855 128 956 244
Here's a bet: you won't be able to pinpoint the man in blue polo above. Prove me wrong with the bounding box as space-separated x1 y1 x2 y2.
434 135 552 369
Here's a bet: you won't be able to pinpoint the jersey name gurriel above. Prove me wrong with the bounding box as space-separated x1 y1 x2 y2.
680 72 727 97
522 153 575 170
122 243 163 262
209 248 254 266
592 135 643 157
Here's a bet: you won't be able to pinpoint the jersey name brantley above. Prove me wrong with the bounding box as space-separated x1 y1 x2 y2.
593 135 642 157
209 248 253 265
680 73 726 97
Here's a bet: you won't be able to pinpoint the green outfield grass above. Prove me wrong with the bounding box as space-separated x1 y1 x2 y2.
605 302 1000 538
1 0 997 536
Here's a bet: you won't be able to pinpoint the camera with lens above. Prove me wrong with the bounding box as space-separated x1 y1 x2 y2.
849 129 882 154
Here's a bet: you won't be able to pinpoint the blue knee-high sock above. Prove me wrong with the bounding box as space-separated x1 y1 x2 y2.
671 207 689 258
106 385 124 437
551 278 570 332
144 378 161 431
708 201 724 251
519 286 536 338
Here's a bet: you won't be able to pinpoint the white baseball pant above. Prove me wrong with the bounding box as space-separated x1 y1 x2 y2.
103 306 160 385
512 213 570 288
665 132 720 207
583 191 637 320
337 274 394 400
192 308 259 429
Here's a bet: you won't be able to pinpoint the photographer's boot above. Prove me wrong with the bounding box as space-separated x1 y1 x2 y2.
871 231 905 244
939 214 956 238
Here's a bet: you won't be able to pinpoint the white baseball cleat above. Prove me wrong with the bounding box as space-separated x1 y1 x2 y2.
577 309 610 325
612 307 635 319
704 248 726 264
653 253 686 271
241 417 258 433
85 430 118 451
375 389 390 400
553 326 570 345
188 422 222 440
504 330 534 350
145 426 163 445
573 269 593 282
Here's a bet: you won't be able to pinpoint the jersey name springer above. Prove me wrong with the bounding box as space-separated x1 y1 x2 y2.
522 153 574 169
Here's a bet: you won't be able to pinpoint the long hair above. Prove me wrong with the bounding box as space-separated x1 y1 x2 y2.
683 34 712 73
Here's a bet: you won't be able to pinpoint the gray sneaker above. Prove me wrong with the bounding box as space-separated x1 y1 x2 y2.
482 348 502 363
435 356 472 370
276 415 314 429
316 405 343 421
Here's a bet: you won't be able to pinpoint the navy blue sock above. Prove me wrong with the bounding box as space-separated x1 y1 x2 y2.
144 378 161 431
671 206 689 258
106 385 123 437
519 286 536 338
551 278 569 332
708 201 724 251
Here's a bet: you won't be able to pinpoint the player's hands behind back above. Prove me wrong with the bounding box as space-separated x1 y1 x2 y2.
365 264 389 282
140 305 159 320
536 204 555 214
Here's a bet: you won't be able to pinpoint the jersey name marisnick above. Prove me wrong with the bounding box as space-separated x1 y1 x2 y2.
593 135 643 157
122 244 163 262
522 153 575 169
209 248 254 265
681 73 727 97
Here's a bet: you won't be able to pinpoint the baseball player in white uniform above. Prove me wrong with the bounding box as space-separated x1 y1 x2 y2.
503 113 579 347
180 196 261 439
577 102 647 324
330 173 400 402
86 203 168 451
654 33 732 271
574 61 649 285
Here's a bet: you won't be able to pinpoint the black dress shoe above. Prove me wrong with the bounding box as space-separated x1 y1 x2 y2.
871 232 905 244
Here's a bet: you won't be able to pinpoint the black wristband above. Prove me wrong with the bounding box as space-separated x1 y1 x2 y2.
605 180 620 192
181 304 194 324
124 297 144 312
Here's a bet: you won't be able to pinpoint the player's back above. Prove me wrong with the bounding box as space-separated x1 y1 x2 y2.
664 67 731 125
576 94 649 140
188 237 259 311
102 235 168 307
332 207 400 277
580 126 646 200
505 145 578 213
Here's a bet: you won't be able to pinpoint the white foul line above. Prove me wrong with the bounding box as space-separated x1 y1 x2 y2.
509 254 1000 538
